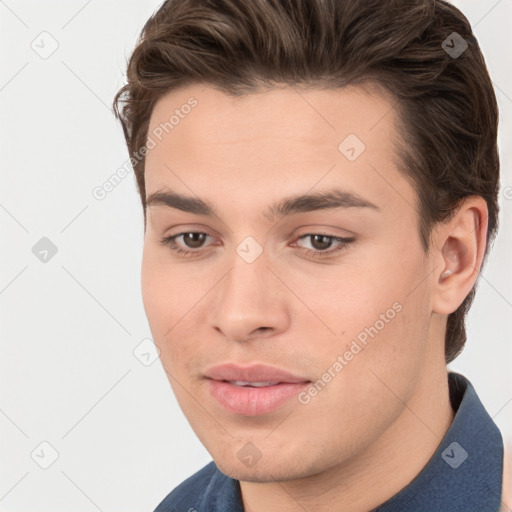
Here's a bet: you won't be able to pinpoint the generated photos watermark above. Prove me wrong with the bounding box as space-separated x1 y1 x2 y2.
298 301 403 405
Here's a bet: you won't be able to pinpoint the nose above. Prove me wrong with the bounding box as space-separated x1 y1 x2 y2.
208 248 290 343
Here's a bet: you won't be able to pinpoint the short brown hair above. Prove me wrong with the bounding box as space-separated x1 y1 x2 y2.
113 0 500 363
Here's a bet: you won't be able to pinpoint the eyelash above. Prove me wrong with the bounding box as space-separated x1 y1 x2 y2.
159 232 355 259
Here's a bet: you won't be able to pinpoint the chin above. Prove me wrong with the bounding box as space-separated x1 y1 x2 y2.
214 454 322 484
216 461 291 483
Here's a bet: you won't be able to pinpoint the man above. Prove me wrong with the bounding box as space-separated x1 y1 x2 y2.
114 0 506 510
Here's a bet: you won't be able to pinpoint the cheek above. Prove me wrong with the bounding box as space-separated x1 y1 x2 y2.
293 239 430 366
141 246 166 336
141 243 195 328
343 252 431 383
141 246 183 353
141 244 210 371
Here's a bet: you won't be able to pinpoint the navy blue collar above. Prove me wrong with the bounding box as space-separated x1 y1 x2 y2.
374 372 504 511
154 372 504 512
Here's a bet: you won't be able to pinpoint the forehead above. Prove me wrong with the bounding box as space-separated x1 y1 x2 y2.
146 82 398 156
143 83 413 220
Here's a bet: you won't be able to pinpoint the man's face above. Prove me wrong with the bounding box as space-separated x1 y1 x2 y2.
142 83 437 481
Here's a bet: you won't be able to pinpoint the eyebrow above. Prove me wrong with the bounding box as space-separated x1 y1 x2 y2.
146 187 379 222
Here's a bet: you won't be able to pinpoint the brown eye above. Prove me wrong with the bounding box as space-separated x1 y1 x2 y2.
181 232 207 249
159 232 213 257
309 235 335 251
294 233 356 259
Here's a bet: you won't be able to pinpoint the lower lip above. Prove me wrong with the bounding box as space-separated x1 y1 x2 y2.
207 379 309 416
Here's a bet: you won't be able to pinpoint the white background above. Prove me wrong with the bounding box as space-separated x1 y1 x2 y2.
0 1 511 511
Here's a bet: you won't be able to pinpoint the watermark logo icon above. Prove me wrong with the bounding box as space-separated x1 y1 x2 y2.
442 441 468 469
31 441 59 469
133 338 160 366
338 134 366 161
31 31 59 59
442 32 468 59
237 442 262 467
32 237 58 263
236 236 263 264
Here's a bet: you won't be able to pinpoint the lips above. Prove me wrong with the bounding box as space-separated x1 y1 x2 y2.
205 363 309 384
205 363 311 416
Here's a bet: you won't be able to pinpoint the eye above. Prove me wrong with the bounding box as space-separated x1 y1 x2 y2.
293 233 355 258
160 232 213 257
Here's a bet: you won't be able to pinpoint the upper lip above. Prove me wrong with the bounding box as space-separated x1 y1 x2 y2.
205 363 310 383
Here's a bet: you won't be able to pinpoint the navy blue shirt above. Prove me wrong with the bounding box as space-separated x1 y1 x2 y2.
154 372 504 511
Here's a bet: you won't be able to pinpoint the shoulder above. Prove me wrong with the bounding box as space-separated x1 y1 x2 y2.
153 461 217 511
153 461 237 512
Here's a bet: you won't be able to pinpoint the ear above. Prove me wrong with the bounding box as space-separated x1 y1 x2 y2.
431 196 488 315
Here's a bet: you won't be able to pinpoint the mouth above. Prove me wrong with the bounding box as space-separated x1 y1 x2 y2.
204 363 311 416
225 380 282 387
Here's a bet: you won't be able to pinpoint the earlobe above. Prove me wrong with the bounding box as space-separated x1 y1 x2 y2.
432 196 488 315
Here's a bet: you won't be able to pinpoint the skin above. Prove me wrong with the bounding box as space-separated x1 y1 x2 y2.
141 83 488 511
